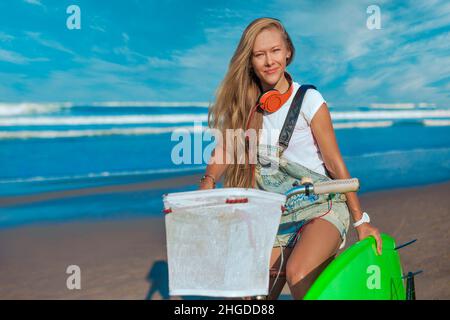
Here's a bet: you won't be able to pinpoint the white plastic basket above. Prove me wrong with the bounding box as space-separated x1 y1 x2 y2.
163 188 285 297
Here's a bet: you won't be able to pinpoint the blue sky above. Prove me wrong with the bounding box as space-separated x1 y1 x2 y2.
0 0 449 106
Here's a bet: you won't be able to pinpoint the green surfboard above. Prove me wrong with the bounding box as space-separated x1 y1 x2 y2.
304 233 406 300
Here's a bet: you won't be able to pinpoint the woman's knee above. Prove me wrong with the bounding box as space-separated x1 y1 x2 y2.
286 256 337 288
285 259 308 286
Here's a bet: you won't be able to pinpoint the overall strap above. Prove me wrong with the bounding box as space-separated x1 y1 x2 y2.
278 84 317 156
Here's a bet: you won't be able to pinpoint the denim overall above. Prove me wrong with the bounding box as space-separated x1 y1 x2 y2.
255 150 350 248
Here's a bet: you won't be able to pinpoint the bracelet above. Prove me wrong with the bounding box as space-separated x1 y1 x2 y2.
200 174 216 187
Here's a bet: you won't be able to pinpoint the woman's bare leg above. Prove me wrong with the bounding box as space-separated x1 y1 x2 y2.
285 219 342 300
266 246 292 300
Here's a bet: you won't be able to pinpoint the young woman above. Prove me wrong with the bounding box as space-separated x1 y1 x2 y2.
199 17 382 300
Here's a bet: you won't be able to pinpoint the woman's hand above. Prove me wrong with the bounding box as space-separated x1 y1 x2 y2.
199 176 215 190
356 223 382 255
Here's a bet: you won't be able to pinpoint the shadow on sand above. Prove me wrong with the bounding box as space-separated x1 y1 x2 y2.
145 260 224 300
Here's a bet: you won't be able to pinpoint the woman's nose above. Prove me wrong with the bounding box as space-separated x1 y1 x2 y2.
265 53 274 66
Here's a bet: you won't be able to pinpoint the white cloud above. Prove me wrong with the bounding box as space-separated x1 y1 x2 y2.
88 23 240 101
3 0 449 105
0 49 28 64
395 0 450 36
89 25 106 33
0 32 15 42
25 32 75 55
146 57 176 68
270 0 449 106
278 1 393 79
0 48 48 64
343 53 450 105
23 0 44 8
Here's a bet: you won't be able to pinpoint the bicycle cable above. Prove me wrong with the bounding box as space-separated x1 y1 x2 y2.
268 235 284 297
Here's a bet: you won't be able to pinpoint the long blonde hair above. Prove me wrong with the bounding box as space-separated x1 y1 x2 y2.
208 17 295 188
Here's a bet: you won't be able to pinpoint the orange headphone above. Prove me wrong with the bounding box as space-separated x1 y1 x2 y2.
257 72 293 113
245 72 293 131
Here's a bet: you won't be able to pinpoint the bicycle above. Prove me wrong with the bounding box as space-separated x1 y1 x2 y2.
163 178 420 300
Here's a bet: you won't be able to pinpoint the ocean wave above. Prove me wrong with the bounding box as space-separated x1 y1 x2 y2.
89 101 210 107
0 101 210 117
0 126 207 139
0 114 208 126
423 119 450 126
1 101 445 118
0 166 206 184
334 121 393 129
0 102 73 116
369 103 437 109
332 109 450 120
1 110 449 127
0 122 394 139
1 117 449 139
345 147 450 159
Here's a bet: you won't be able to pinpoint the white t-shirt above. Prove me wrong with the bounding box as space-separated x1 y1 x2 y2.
258 81 328 176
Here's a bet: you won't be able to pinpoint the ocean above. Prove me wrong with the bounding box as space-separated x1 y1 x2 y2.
0 102 449 228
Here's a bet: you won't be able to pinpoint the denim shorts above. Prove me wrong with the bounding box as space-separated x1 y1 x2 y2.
255 155 350 249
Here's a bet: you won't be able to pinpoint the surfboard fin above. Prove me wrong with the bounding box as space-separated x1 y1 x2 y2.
402 270 423 279
394 238 417 250
402 270 423 300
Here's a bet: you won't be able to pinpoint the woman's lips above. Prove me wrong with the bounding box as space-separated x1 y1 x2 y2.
265 67 279 74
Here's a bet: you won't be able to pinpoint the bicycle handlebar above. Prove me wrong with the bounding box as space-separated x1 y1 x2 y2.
285 178 359 199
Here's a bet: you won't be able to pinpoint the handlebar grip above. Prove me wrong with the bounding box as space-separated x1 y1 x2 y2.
314 178 360 194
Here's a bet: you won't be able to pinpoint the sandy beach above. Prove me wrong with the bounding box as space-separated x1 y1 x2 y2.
0 180 449 300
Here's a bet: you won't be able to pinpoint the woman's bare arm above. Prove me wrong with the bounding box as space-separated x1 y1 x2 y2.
310 103 363 221
200 142 229 189
310 102 382 253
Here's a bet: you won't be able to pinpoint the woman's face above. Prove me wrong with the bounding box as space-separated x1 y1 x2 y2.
251 27 291 90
